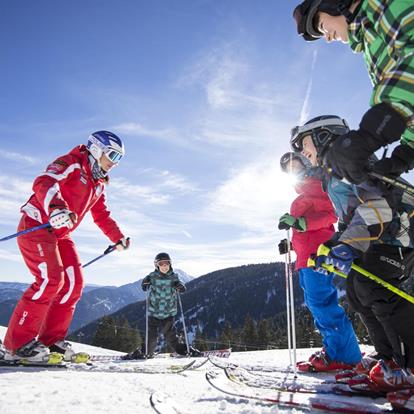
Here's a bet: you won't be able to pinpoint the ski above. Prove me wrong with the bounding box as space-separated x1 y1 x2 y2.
150 392 185 414
0 360 67 369
0 357 198 374
0 351 65 368
199 348 231 358
224 364 357 397
66 358 198 374
206 370 393 414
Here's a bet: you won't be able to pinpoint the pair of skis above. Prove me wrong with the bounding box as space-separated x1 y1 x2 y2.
150 358 395 414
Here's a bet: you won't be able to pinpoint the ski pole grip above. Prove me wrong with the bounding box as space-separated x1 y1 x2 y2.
104 244 116 255
317 244 330 256
307 256 316 268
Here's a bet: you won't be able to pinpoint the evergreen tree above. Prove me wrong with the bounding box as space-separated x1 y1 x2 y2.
242 314 258 351
256 319 271 350
219 321 233 349
114 318 142 352
92 316 118 349
193 325 209 351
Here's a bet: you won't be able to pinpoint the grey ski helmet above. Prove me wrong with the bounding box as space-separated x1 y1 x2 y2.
280 152 311 174
290 115 349 157
293 0 355 41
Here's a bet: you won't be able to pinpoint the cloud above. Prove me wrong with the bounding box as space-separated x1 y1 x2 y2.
203 157 296 233
0 151 37 165
113 122 179 142
299 48 318 125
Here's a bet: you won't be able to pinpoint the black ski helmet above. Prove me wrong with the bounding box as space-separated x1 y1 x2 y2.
280 152 311 174
154 252 171 268
290 115 349 157
293 0 355 41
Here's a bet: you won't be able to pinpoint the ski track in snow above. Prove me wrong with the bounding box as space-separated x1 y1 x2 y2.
0 326 375 414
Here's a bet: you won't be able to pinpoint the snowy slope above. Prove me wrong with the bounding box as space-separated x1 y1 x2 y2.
0 326 378 414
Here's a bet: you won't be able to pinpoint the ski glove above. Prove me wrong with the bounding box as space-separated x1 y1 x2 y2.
372 144 414 178
278 239 292 255
49 209 77 229
278 213 306 232
115 237 130 251
173 281 186 293
325 103 406 184
141 276 151 292
314 243 358 276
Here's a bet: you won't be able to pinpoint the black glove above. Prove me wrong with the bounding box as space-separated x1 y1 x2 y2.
141 276 151 292
372 144 414 178
278 239 292 255
173 281 186 293
326 103 406 184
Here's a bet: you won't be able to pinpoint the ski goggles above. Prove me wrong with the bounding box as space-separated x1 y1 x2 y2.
104 149 123 163
290 118 349 152
157 260 171 267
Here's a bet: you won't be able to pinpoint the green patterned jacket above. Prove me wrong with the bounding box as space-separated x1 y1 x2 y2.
142 269 185 319
348 0 414 146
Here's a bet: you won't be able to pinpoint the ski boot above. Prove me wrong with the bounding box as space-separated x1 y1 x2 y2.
49 340 89 363
0 339 5 360
297 349 354 372
188 346 203 357
121 347 147 360
370 360 414 392
4 339 62 364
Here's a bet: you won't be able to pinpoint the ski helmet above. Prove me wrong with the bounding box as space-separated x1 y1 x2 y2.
293 0 354 41
280 152 311 174
87 131 125 179
154 252 171 268
87 131 125 164
290 115 349 156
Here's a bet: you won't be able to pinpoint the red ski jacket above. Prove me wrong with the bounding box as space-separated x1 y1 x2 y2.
290 177 336 270
21 145 124 243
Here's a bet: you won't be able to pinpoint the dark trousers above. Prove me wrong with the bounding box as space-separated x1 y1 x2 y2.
146 316 187 355
346 244 414 367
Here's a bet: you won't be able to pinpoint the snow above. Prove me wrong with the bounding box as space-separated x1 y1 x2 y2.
0 326 374 414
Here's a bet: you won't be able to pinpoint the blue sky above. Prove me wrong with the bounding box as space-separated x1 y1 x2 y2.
0 1 388 286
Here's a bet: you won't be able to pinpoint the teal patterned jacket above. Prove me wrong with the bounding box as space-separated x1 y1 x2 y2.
141 269 186 319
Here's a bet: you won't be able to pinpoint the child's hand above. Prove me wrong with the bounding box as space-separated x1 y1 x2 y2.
173 281 186 293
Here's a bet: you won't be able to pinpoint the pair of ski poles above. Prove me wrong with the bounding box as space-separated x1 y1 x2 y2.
308 244 414 305
282 229 298 377
0 222 120 268
144 289 190 356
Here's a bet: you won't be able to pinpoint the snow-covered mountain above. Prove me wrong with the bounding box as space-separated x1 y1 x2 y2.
0 270 194 332
72 262 306 346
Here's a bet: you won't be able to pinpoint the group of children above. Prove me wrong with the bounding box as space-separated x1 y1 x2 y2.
275 0 414 405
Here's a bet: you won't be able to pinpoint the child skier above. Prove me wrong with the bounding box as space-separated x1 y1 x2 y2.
278 152 361 372
293 0 414 184
290 115 414 399
123 253 200 359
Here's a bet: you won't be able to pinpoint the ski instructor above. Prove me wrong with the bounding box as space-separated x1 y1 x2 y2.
3 131 130 363
293 0 414 184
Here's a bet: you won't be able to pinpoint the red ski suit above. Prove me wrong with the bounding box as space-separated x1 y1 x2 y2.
290 177 337 270
4 145 124 351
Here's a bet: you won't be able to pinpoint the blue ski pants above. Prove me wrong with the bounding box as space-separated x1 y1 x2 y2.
299 267 361 364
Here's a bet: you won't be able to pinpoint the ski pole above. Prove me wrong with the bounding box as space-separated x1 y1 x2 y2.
283 240 292 367
145 290 149 356
369 172 414 197
307 245 414 305
286 229 297 377
82 244 116 268
0 223 50 242
177 292 190 355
